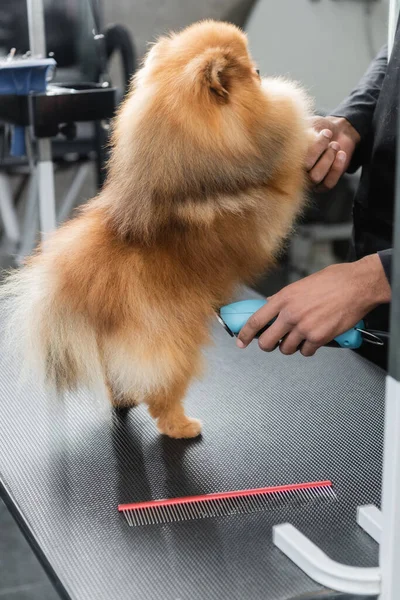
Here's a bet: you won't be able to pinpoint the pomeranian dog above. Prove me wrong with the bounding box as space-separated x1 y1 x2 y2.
0 21 312 438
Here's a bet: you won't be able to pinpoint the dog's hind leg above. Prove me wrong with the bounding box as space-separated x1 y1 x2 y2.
105 379 140 410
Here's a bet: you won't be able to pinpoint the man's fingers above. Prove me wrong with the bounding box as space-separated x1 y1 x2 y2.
237 299 281 348
278 330 305 355
317 150 347 191
257 319 292 352
300 340 319 357
305 129 333 171
308 142 340 185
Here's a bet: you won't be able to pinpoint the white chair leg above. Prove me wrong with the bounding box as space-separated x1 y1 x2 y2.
38 160 56 237
37 139 56 238
57 163 90 225
17 172 39 263
0 173 20 244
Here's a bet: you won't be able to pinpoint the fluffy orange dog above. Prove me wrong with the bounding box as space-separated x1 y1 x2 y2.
1 21 312 438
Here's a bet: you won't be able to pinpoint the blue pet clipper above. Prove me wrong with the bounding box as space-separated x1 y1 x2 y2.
217 299 384 349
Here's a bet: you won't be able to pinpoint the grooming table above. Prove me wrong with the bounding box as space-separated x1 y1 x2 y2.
0 311 383 600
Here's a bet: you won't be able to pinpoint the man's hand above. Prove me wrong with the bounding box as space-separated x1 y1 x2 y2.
237 254 391 357
307 116 361 191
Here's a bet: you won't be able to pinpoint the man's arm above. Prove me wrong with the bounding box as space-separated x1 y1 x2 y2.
378 248 392 284
236 254 391 357
237 47 393 357
335 45 392 313
332 44 388 142
307 45 388 187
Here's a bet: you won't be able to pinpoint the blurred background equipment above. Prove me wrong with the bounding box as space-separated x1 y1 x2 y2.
0 0 136 268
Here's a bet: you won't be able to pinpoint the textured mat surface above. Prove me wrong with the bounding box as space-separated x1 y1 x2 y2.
0 314 384 600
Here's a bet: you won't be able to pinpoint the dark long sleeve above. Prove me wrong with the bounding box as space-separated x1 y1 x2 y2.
332 44 388 140
337 45 393 285
378 248 392 285
341 25 400 341
331 45 388 173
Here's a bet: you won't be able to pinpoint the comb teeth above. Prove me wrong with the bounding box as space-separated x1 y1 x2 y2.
119 481 336 527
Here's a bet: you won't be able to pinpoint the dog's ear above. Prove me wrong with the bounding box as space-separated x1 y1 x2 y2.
205 55 230 100
189 49 234 103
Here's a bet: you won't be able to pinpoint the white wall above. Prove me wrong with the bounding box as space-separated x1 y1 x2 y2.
102 0 256 61
246 0 388 111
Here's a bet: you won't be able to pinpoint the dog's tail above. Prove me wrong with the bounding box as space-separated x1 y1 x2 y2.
0 261 103 391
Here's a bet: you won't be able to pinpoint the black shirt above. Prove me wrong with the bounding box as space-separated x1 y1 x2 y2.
332 33 400 333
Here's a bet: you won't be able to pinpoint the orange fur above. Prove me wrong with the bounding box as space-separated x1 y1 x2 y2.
0 20 312 438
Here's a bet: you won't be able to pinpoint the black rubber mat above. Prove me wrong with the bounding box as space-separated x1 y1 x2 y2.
0 307 384 600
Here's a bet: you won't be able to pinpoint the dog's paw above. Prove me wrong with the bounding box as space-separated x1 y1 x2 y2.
157 416 202 439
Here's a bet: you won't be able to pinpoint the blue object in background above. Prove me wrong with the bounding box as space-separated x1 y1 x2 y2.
0 57 56 156
220 299 364 349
